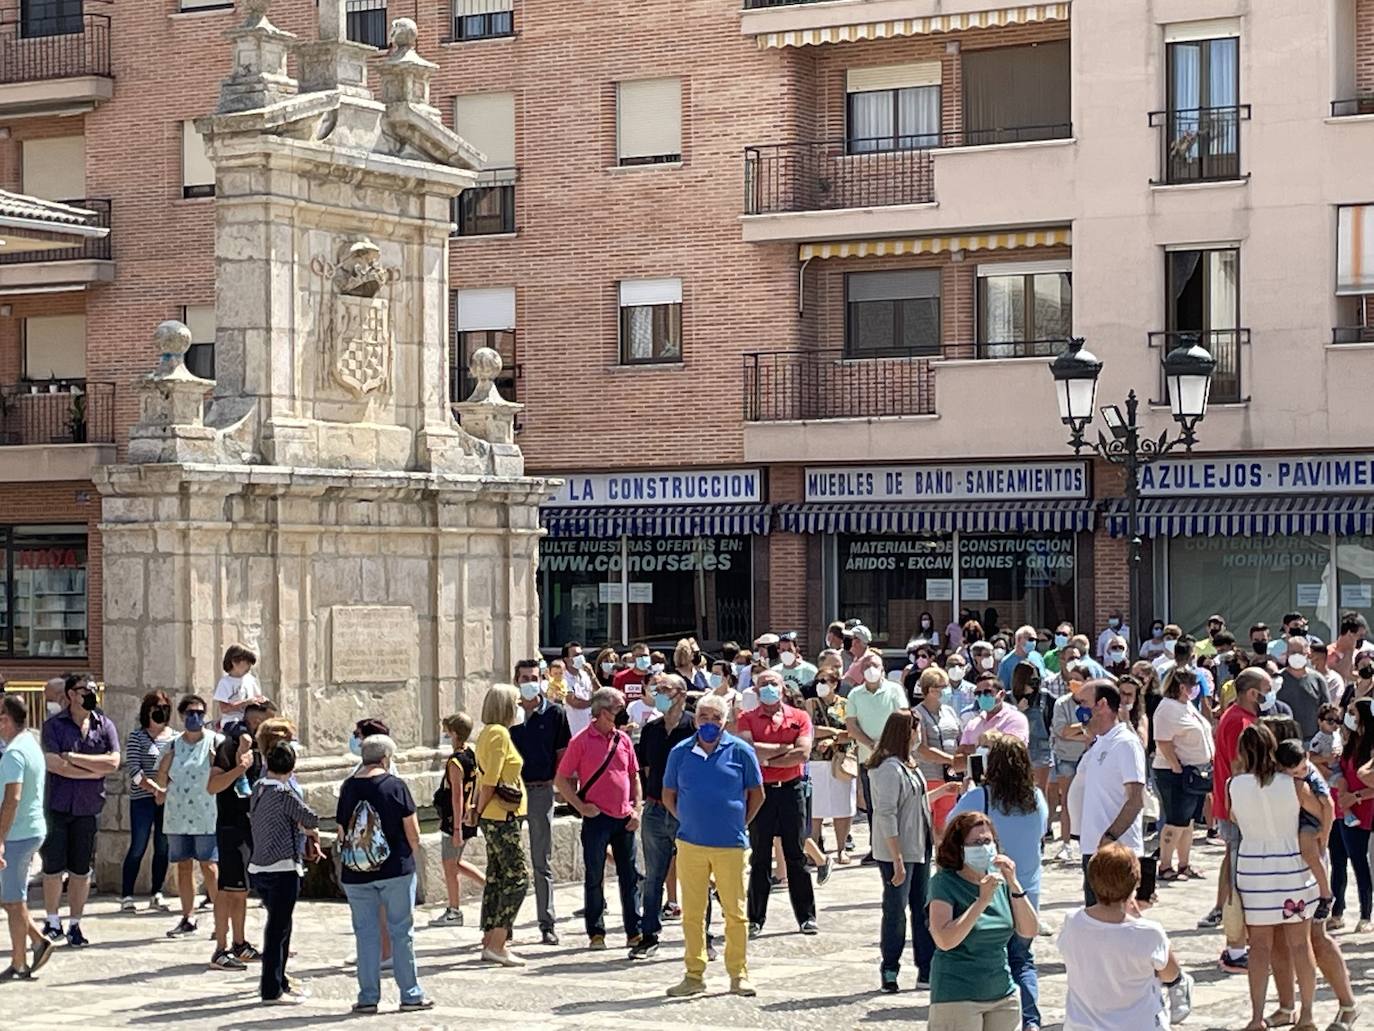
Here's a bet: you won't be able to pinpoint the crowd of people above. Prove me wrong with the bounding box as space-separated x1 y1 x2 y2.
0 609 1371 1028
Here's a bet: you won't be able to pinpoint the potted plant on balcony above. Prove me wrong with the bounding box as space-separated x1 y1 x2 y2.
66 392 87 444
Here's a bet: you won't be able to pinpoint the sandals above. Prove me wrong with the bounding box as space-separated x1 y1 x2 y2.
1326 1004 1359 1031
1266 1010 1295 1028
1181 865 1206 880
1159 867 1181 882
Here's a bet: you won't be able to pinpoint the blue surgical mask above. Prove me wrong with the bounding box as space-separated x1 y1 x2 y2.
1107 648 1126 664
184 711 205 732
601 661 615 677
963 842 998 873
976 694 997 713
940 686 953 705
519 682 541 701
732 663 747 677
708 673 723 690
758 684 782 706
1075 705 1093 724
635 655 651 671
1263 687 1279 710
654 692 674 714
348 735 362 756
1108 617 1121 628
1054 634 1068 649
696 721 722 744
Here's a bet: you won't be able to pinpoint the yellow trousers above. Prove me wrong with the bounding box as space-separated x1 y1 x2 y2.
676 839 748 980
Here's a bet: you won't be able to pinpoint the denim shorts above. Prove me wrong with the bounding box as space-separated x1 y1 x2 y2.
167 833 218 864
1053 756 1081 779
0 836 41 903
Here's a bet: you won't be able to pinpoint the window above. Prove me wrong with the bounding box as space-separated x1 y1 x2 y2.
453 92 517 236
1163 26 1240 182
183 305 215 380
453 287 516 403
20 0 82 38
21 136 85 203
617 78 682 166
1166 247 1240 402
0 527 89 659
846 63 941 153
618 278 682 364
23 314 85 382
845 270 940 358
961 41 1071 145
182 121 215 199
978 262 1072 357
1336 205 1374 342
179 0 235 10
452 0 513 41
346 0 388 47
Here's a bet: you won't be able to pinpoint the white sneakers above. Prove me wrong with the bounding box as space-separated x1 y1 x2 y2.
481 948 526 967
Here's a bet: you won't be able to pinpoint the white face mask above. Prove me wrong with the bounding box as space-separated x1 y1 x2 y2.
1287 654 1309 671
978 656 995 671
816 682 833 698
46 701 63 717
571 654 585 670
992 647 1007 662
1344 711 1360 731
1162 637 1179 652
780 650 798 668
862 665 883 684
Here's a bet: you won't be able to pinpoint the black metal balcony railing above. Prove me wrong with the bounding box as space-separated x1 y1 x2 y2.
1333 326 1374 344
448 0 515 41
744 140 934 215
743 0 827 7
0 382 114 446
0 198 110 264
1331 97 1374 118
1149 329 1249 405
1148 105 1250 184
972 338 1072 360
0 12 110 84
742 349 935 422
954 123 1073 147
451 168 517 237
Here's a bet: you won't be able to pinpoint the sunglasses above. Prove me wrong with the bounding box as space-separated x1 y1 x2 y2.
973 689 998 698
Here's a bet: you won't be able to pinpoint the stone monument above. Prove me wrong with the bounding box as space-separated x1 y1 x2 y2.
92 1 552 889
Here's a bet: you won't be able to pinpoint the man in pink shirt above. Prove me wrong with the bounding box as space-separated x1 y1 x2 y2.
957 671 1031 755
555 686 644 951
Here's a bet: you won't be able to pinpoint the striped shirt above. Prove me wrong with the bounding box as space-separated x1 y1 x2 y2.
124 726 173 801
248 778 319 875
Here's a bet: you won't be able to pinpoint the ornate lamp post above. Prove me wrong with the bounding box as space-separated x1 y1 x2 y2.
1049 336 1217 643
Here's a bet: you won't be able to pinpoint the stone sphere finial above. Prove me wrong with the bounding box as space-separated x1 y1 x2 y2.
469 346 504 383
390 17 418 50
155 320 194 359
241 0 272 25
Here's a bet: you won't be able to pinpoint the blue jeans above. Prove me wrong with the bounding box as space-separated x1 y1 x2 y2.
581 813 643 939
640 802 676 937
1007 887 1041 1029
876 860 933 978
120 796 169 898
343 873 425 1006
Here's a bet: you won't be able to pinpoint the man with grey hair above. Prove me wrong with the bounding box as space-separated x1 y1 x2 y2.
555 686 644 950
998 624 1046 689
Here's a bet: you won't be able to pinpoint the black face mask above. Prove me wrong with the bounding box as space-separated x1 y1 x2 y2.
1252 639 1267 653
1360 665 1374 680
151 705 170 724
79 690 98 712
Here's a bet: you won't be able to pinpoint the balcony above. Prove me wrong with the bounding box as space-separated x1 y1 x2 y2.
742 0 825 6
742 348 934 422
444 0 515 42
450 168 517 237
0 382 116 482
0 13 112 118
1333 326 1374 344
1149 329 1249 406
744 139 935 215
1331 97 1374 118
970 338 1070 360
0 197 113 292
1149 105 1250 185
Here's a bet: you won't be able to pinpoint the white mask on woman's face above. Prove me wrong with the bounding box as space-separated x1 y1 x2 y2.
1346 711 1360 732
862 665 883 684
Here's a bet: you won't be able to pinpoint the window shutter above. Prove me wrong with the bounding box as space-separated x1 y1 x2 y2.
617 78 682 161
182 121 215 188
456 0 513 11
1163 18 1241 42
24 314 86 380
457 287 516 331
21 137 85 201
619 278 682 307
846 62 942 93
1338 205 1374 296
977 259 1072 277
848 270 939 302
454 92 516 167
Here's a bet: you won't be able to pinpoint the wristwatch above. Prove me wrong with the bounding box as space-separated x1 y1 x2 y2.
1103 830 1118 842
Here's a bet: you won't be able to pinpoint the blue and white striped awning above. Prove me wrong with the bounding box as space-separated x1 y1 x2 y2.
778 499 1095 535
1105 495 1374 538
541 504 772 538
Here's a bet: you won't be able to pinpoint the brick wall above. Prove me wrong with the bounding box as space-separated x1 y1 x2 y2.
1358 0 1374 94
765 464 810 649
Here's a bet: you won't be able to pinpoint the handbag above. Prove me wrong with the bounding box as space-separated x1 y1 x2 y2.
1183 763 1214 795
830 749 858 782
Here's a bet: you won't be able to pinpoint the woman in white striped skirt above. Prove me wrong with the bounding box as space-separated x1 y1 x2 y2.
1229 722 1322 1031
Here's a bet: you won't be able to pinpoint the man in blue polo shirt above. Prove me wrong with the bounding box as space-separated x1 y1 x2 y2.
661 693 763 1000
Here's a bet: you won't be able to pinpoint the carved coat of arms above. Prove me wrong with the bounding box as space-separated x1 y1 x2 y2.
312 239 400 398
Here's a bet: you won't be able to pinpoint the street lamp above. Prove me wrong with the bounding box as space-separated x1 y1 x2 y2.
1049 336 1216 645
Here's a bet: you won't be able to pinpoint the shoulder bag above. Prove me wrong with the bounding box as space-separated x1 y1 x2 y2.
577 730 623 804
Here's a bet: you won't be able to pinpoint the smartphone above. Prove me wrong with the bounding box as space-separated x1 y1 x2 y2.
968 753 987 785
1136 854 1158 902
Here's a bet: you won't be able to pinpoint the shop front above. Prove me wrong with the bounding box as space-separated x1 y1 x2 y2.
538 468 768 650
0 524 90 660
784 461 1093 649
1126 453 1374 642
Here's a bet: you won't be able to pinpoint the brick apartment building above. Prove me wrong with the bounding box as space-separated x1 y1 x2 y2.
1 0 1374 681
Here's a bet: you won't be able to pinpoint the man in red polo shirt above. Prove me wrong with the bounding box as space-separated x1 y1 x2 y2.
736 669 817 938
613 642 652 704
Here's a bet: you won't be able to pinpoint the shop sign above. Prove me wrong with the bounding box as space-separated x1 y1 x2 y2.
1139 453 1374 496
547 469 762 507
806 461 1088 502
542 536 746 573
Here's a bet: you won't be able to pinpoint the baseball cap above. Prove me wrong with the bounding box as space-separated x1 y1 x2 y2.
850 624 873 644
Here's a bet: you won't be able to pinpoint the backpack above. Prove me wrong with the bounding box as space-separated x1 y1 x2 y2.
339 791 392 873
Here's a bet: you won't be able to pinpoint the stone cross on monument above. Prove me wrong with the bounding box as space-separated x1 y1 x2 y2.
90 2 555 887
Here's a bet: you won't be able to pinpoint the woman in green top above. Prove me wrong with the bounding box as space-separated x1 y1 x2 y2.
927 811 1039 1031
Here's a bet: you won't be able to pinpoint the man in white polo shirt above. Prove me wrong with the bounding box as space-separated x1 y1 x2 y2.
1073 679 1146 906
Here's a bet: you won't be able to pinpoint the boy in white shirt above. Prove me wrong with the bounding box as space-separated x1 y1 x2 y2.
213 644 265 729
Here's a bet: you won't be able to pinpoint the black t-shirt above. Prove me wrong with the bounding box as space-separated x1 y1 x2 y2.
440 747 479 840
336 771 417 884
213 720 261 831
636 710 696 802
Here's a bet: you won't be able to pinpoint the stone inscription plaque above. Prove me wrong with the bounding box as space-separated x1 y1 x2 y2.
331 605 417 683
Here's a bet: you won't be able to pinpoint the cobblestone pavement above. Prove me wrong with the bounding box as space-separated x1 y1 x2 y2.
1 828 1371 1030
